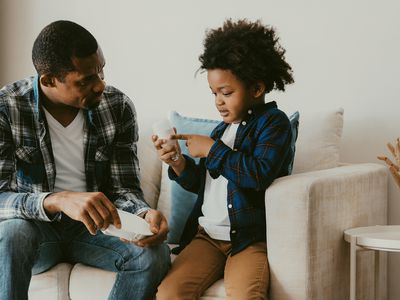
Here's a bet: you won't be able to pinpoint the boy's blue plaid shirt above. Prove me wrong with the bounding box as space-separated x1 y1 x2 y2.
169 101 293 254
0 76 149 221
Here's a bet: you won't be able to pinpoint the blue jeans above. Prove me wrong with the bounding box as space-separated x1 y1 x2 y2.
0 216 171 300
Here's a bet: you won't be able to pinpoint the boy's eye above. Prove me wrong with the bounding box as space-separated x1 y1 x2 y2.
223 92 233 96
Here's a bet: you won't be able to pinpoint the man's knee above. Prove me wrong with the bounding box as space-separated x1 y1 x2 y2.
124 242 170 278
0 219 41 254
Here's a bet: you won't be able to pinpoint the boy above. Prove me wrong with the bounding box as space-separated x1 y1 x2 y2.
154 19 294 299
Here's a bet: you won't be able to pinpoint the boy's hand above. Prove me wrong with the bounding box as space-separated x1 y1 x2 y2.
377 137 400 188
151 133 186 175
172 134 214 158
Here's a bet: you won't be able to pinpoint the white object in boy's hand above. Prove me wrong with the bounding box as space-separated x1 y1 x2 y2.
152 119 179 161
101 209 153 241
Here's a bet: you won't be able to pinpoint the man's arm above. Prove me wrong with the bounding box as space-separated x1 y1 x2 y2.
105 96 150 215
104 96 168 246
0 111 53 221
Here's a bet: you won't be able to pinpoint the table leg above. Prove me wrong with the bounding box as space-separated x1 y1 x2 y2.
375 251 382 300
350 236 357 300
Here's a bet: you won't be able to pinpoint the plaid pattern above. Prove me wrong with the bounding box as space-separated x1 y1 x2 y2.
170 101 293 254
0 76 149 221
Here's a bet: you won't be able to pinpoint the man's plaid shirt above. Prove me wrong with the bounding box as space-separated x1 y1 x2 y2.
0 76 149 221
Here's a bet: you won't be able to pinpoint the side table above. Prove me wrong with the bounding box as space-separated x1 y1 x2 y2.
344 225 400 300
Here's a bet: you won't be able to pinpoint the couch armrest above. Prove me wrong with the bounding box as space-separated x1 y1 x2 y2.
265 163 388 300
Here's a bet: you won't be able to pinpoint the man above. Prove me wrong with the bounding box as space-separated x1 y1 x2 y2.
0 20 170 300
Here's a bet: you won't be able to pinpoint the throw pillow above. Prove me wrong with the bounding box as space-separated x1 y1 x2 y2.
292 108 344 174
157 110 300 243
288 111 300 175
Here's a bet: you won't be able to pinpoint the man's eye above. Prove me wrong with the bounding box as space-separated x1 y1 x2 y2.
223 92 233 96
78 81 88 87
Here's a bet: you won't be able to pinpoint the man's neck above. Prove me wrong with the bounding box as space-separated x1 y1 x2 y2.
40 88 80 127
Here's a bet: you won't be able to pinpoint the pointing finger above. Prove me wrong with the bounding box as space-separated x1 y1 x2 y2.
170 134 190 140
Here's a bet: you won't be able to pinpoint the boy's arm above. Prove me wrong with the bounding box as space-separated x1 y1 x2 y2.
168 155 203 194
206 111 292 191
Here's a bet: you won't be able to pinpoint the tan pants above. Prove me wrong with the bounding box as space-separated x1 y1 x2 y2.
157 227 269 300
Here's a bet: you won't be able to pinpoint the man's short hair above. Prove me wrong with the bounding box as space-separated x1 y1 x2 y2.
32 20 98 81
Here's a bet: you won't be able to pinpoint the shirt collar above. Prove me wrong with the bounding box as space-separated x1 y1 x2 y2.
211 101 278 137
244 101 277 121
33 75 41 114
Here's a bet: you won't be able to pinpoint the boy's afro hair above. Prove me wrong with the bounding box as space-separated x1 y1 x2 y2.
199 19 294 93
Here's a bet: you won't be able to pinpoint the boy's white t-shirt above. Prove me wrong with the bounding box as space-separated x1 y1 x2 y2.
198 123 239 241
43 108 87 192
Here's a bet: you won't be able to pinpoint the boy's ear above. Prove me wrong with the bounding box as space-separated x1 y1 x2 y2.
40 74 56 88
252 81 266 98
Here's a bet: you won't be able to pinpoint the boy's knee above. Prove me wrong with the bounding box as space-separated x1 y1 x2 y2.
0 219 40 253
157 279 203 300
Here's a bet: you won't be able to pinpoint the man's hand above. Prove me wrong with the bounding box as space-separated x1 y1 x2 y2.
377 137 400 188
131 209 169 247
171 134 214 158
43 191 121 235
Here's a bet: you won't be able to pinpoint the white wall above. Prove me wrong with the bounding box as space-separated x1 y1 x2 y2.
1 0 400 297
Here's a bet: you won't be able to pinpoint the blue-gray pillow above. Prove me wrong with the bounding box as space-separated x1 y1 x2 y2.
288 111 300 174
167 111 220 243
166 110 299 243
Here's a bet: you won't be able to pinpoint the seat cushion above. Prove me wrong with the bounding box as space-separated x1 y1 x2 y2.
29 263 73 300
69 263 116 300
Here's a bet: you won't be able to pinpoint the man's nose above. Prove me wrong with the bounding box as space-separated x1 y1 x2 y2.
93 77 105 94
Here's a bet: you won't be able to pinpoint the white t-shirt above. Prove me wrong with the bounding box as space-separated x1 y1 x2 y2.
43 108 86 192
198 123 239 241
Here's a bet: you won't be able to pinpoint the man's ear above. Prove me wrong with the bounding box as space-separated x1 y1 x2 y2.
252 81 266 98
40 74 56 88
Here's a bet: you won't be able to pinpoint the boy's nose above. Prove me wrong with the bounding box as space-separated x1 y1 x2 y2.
215 95 224 106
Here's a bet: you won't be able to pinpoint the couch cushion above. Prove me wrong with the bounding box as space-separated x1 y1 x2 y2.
137 131 162 209
158 110 299 244
69 263 116 300
29 263 72 300
292 108 344 174
69 261 226 299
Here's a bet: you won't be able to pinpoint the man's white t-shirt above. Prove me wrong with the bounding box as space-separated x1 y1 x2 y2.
43 108 86 192
198 123 239 241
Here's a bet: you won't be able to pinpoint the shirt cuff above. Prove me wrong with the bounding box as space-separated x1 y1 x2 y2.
39 192 61 222
136 207 150 218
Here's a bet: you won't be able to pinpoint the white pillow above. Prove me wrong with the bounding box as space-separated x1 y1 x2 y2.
292 108 344 174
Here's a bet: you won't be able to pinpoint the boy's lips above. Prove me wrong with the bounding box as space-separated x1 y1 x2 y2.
219 110 229 117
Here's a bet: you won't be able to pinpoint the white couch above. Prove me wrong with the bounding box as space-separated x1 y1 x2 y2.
29 108 388 300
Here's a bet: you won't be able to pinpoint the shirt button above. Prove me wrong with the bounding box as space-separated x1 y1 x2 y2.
241 121 247 126
233 148 237 151
231 230 236 234
228 204 232 208
248 109 252 114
